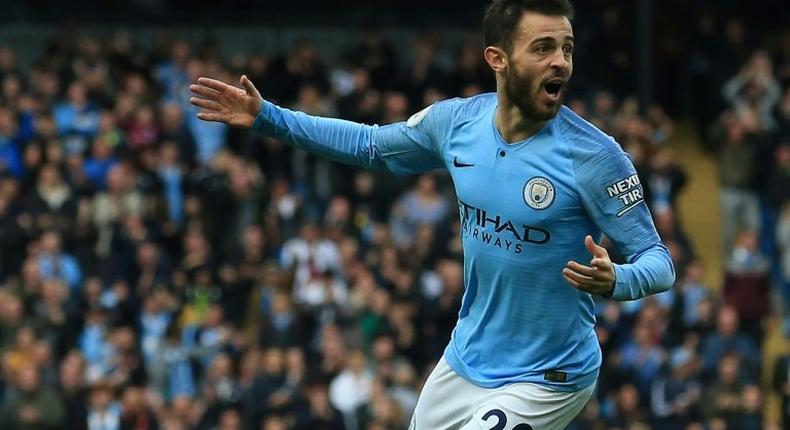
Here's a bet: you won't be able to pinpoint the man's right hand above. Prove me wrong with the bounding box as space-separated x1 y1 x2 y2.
190 75 263 128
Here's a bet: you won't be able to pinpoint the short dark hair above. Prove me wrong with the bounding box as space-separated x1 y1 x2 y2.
483 0 575 53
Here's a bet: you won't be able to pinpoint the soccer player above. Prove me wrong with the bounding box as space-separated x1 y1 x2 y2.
189 0 676 428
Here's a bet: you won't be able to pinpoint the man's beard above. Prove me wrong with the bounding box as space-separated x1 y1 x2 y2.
504 66 561 122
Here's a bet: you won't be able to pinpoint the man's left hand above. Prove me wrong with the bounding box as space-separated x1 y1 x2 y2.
562 235 616 296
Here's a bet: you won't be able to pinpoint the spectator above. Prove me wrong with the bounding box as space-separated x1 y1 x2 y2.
389 173 450 249
158 103 197 167
354 377 406 430
157 142 185 226
0 363 65 430
641 148 687 216
617 320 666 400
295 269 348 314
59 352 89 430
244 347 289 428
649 347 703 430
0 106 25 178
329 349 373 429
119 385 159 430
735 385 764 430
293 375 346 430
388 362 419 422
83 136 118 190
86 382 120 430
216 408 242 430
258 290 307 349
155 40 191 103
722 50 782 131
92 164 144 259
149 322 196 402
125 105 159 152
722 229 771 341
701 352 743 427
36 229 82 292
54 82 101 151
675 260 711 329
280 222 342 295
715 113 762 252
763 144 789 217
604 383 650 429
29 163 77 229
3 325 40 382
700 306 760 381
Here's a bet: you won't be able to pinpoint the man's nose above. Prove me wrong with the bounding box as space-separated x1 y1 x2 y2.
549 49 571 71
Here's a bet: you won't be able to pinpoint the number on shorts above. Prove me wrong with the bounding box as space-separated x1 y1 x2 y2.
482 409 534 430
482 409 507 430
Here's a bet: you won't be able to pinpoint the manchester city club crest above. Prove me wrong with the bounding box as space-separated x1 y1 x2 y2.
523 177 555 210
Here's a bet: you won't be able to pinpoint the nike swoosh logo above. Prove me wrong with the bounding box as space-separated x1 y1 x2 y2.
453 157 474 168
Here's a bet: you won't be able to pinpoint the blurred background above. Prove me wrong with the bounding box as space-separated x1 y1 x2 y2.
0 0 787 429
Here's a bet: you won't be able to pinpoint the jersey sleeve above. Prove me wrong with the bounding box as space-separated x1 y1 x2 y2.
371 101 454 175
574 140 676 301
252 99 454 176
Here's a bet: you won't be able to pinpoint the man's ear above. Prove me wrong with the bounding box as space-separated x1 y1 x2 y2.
484 46 508 73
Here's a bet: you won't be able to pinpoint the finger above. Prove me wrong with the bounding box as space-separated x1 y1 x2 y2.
591 258 612 271
240 75 261 98
198 77 234 94
563 268 610 289
584 235 607 258
562 268 595 285
196 112 224 122
190 84 222 100
563 273 584 290
566 261 597 278
190 97 222 111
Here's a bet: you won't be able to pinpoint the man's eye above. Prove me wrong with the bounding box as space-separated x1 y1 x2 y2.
536 45 550 54
563 45 574 55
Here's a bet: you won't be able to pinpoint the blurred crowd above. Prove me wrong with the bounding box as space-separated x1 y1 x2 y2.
573 20 790 430
0 13 788 430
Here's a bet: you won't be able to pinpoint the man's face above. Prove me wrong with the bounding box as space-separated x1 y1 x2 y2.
503 12 574 121
17 365 40 392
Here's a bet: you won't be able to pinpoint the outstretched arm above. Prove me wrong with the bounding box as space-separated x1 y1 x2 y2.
190 76 450 175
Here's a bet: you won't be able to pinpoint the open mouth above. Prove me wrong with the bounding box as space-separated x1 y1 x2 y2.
543 79 564 99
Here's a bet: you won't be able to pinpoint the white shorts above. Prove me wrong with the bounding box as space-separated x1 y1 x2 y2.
409 356 595 430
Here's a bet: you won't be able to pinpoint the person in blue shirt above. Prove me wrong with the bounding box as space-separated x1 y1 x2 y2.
189 0 675 428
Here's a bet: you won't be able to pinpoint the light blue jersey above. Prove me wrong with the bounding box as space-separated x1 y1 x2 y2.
252 92 675 392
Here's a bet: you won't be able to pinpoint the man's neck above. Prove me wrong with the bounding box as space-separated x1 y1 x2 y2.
495 91 548 144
